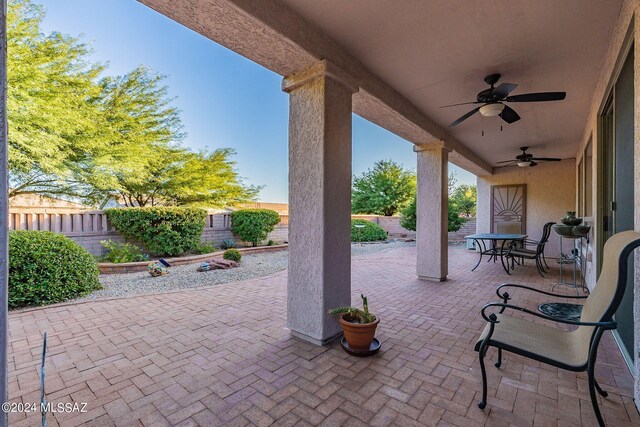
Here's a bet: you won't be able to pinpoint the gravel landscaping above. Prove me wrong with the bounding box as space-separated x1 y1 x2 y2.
73 240 415 302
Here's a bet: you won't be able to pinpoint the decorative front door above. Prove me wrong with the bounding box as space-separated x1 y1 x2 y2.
491 184 526 235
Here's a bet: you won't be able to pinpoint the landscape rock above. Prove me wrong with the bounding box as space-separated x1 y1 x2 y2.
197 258 240 272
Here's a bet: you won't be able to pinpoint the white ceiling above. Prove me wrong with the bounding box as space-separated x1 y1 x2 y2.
282 0 623 165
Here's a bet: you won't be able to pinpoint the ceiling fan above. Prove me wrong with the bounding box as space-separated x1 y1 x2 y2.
496 146 561 168
442 73 566 127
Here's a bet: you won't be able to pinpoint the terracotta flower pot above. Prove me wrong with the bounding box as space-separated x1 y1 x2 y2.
339 314 379 350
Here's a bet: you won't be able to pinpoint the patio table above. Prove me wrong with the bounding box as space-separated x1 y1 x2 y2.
464 233 527 274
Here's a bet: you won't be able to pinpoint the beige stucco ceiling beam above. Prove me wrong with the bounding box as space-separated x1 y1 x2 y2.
138 0 492 175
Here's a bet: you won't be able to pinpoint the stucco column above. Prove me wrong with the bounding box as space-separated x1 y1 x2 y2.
633 13 640 413
0 1 7 424
282 61 358 345
415 144 450 281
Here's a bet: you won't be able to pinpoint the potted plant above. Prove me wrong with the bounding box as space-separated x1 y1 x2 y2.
329 294 379 350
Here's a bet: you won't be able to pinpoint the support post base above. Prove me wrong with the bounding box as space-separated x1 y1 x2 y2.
418 275 447 282
289 329 343 346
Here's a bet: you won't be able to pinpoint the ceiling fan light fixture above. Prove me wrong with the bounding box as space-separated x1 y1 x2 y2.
517 161 531 167
479 103 505 117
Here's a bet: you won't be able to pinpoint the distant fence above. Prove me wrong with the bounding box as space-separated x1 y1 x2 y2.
7 208 472 256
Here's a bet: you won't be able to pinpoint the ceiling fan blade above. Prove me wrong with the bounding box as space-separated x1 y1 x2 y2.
506 92 566 102
529 157 561 161
529 161 538 167
449 106 481 127
439 101 480 108
499 105 521 124
495 162 517 168
491 83 518 99
496 159 518 164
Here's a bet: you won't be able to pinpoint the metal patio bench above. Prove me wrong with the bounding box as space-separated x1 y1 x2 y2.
474 230 640 427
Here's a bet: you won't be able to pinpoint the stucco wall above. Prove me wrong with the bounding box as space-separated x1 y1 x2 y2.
569 0 640 407
477 159 576 259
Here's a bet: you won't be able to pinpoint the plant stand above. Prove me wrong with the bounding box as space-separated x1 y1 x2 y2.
552 234 589 294
539 227 590 321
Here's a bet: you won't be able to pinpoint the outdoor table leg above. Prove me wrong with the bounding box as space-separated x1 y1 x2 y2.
499 239 511 275
471 238 484 271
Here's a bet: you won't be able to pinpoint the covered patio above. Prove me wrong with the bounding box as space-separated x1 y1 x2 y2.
1 0 640 426
7 245 638 426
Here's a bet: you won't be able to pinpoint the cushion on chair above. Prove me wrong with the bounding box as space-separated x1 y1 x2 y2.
475 314 591 368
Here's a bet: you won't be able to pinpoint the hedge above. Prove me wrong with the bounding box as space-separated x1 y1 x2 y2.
9 231 101 308
231 209 280 247
105 207 206 256
351 219 387 242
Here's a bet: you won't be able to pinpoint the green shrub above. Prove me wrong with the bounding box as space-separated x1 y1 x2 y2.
223 249 242 262
267 239 276 246
105 207 206 256
9 231 101 308
192 240 217 255
220 239 235 249
400 197 416 231
100 240 149 263
400 195 466 232
351 219 387 242
231 209 280 247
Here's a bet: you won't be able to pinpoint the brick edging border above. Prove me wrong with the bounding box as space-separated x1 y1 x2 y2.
98 244 289 274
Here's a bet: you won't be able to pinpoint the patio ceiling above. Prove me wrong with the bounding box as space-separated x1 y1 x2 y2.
280 0 623 165
139 0 623 172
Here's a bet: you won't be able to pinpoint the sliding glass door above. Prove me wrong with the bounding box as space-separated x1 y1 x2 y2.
600 46 635 369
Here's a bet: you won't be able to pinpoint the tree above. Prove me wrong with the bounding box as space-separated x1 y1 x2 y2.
7 0 105 199
352 160 415 216
451 184 477 217
7 1 260 208
448 172 457 195
84 67 259 207
103 147 260 207
399 196 417 231
400 194 465 232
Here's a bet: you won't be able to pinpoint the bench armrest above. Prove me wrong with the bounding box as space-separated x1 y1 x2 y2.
496 284 588 304
481 302 615 329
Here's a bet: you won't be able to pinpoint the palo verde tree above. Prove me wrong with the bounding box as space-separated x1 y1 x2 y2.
7 0 260 209
100 146 261 208
85 66 186 206
351 160 416 216
7 0 104 199
84 67 259 207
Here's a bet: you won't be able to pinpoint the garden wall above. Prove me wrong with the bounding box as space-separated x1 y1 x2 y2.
7 208 290 256
7 208 472 255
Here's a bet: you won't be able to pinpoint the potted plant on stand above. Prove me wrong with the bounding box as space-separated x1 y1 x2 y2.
329 294 381 356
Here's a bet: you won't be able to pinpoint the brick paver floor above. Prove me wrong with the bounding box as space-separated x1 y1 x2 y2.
7 245 639 426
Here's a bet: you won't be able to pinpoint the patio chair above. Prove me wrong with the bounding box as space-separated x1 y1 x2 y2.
505 221 555 276
474 230 640 427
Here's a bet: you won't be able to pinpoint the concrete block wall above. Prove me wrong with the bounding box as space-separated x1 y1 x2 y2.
8 209 453 255
68 232 127 256
448 218 476 242
8 208 290 256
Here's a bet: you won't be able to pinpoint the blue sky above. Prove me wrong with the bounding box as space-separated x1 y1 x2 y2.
37 0 475 203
